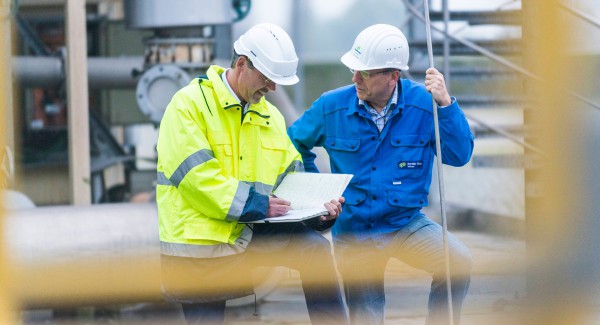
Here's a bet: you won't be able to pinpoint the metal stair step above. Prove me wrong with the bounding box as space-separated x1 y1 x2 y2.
410 39 522 56
428 9 522 26
407 66 521 80
471 124 526 139
456 95 526 108
471 154 524 168
464 108 527 141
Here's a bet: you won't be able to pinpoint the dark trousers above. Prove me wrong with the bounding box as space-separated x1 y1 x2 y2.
180 222 348 325
181 300 226 325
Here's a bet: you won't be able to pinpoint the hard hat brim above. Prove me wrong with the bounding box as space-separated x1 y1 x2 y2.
341 51 369 71
234 41 299 86
340 50 409 71
269 74 299 86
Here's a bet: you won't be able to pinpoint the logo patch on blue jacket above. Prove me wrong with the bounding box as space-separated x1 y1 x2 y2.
398 161 423 169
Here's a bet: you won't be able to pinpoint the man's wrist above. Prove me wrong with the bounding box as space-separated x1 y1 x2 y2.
437 96 455 108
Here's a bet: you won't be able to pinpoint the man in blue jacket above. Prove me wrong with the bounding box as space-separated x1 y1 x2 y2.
288 24 474 325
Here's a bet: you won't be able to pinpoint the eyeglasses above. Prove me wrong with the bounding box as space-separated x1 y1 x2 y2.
258 72 275 87
247 58 275 86
350 69 394 80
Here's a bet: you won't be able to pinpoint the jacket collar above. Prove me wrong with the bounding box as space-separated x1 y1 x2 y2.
205 65 271 118
346 79 405 116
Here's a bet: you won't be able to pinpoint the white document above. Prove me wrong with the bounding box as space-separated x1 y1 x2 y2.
244 172 353 223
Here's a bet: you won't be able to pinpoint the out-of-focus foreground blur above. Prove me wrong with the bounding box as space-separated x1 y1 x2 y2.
1 0 599 324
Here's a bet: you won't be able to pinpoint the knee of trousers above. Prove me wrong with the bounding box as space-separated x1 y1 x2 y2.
292 230 334 256
310 233 334 255
449 242 472 277
430 239 472 277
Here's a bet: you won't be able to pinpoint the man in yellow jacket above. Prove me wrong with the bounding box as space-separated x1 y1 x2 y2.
156 23 348 324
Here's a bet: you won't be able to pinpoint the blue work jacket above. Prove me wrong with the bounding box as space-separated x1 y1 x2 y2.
288 78 474 243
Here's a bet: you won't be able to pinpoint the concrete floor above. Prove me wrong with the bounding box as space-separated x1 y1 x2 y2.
221 231 529 325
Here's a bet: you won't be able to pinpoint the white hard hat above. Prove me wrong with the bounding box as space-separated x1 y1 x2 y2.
234 23 299 85
341 24 410 71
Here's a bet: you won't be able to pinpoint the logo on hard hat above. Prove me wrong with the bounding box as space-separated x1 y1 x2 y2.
353 46 362 56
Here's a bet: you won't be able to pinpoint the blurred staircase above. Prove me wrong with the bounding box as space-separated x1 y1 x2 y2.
401 1 527 236
402 1 599 236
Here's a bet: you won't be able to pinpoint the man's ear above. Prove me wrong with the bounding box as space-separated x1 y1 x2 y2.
390 70 401 84
236 56 247 70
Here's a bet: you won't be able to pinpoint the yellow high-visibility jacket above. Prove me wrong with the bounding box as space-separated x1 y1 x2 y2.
156 65 303 258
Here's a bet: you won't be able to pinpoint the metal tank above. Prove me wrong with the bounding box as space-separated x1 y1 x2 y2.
124 0 233 29
123 0 237 125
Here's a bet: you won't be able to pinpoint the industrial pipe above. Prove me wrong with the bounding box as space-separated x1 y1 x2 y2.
12 56 144 89
4 201 286 308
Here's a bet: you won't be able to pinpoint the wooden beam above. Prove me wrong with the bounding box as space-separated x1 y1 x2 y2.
65 0 91 205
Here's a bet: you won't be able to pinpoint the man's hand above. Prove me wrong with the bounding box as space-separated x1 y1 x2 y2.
267 196 291 217
321 197 345 221
424 67 452 107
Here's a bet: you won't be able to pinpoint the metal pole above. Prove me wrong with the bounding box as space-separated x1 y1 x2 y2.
442 0 450 90
292 0 304 116
423 0 454 324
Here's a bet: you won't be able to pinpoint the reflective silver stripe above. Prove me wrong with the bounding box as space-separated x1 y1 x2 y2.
158 175 253 221
160 226 253 258
225 182 250 222
241 181 273 196
156 172 172 186
291 159 304 172
156 149 215 187
274 159 304 189
170 149 215 187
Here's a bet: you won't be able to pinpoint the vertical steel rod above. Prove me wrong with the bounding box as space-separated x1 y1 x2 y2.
423 0 454 324
442 0 450 90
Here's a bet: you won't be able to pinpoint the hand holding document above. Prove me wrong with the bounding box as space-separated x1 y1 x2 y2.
244 172 353 223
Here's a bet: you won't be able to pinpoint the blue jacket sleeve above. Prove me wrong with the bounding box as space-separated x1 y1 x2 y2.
437 99 474 166
238 187 269 222
287 97 328 173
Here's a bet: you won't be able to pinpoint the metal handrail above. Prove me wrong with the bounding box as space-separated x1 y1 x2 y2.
400 0 600 111
464 113 544 156
559 2 600 29
401 0 600 156
401 0 545 154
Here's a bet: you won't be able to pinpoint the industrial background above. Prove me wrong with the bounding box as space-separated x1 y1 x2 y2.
1 0 599 324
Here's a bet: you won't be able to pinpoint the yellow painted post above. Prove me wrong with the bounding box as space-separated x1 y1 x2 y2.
0 0 17 323
523 1 598 324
